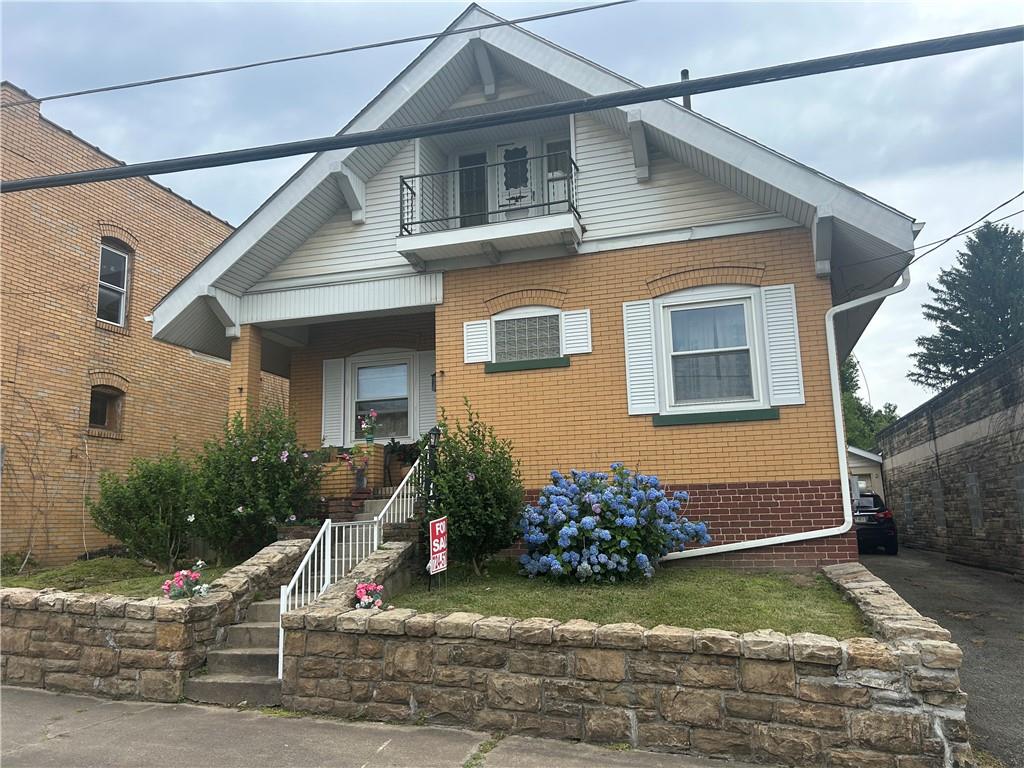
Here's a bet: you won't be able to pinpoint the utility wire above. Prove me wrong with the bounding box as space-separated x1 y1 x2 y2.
0 0 635 109
2 24 1021 193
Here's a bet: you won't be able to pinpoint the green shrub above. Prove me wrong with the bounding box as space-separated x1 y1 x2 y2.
426 401 523 575
87 452 196 571
0 551 35 577
194 408 323 563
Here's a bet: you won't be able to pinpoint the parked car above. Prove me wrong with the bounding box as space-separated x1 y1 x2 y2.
854 492 899 555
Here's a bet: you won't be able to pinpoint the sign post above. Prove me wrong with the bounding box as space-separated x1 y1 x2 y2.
428 516 448 577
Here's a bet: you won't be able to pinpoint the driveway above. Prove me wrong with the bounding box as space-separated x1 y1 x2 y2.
862 548 1024 768
1 687 761 768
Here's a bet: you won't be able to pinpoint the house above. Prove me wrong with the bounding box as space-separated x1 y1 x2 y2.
848 446 885 498
153 5 921 569
876 342 1023 574
0 82 287 565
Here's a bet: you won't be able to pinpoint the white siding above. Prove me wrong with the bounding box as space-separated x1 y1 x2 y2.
416 138 450 233
253 143 417 288
574 115 769 241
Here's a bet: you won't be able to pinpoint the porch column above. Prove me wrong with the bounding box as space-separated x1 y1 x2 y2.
228 324 262 425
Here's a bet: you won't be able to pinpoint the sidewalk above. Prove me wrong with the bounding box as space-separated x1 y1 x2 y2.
1 687 760 768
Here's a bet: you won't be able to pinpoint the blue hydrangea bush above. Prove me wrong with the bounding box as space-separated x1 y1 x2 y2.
518 464 711 582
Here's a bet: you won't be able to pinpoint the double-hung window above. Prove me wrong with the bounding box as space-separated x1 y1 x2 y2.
97 243 129 326
351 355 412 441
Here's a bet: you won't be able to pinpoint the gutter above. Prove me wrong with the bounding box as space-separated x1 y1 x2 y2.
661 267 912 562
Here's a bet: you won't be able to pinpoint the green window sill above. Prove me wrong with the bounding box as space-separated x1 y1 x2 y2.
652 407 779 426
484 356 570 373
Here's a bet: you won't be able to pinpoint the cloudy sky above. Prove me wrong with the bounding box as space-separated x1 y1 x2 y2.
3 1 1022 413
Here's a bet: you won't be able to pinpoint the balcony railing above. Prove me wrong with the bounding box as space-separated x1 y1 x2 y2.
399 151 579 237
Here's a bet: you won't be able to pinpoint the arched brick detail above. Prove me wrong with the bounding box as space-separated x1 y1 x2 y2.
88 370 130 393
484 288 567 314
646 263 767 297
97 222 139 251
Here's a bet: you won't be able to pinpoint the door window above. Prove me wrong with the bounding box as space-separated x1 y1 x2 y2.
457 152 488 228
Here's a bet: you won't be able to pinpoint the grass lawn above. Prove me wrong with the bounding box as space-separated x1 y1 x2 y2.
0 557 228 599
394 559 866 638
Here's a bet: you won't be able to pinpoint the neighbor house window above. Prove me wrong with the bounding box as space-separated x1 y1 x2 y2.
658 288 765 413
493 306 561 363
89 385 124 433
353 359 410 440
96 242 130 325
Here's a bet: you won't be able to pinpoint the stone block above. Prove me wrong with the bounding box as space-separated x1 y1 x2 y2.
6 590 39 610
121 599 156 620
168 650 205 671
844 638 899 671
850 711 925 753
909 667 960 693
798 677 870 707
283 631 306 657
486 672 541 711
336 609 375 633
508 649 568 677
357 636 384 659
915 640 963 669
741 629 790 660
473 616 516 642
305 631 357 658
660 687 722 726
694 628 740 656
602 683 658 709
154 621 190 650
628 655 679 684
637 722 690 750
45 672 97 694
154 600 191 622
28 641 81 660
94 676 138 698
299 656 337 678
740 659 795 695
79 647 119 677
43 615 75 642
574 649 626 682
513 712 582 740
510 617 559 645
680 655 738 689
434 612 483 638
644 625 694 653
544 678 602 704
752 724 822 766
553 619 598 647
420 688 480 724
338 660 382 680
4 656 43 686
63 594 102 615
36 592 67 612
404 612 440 637
372 681 412 704
583 706 632 742
449 644 508 669
317 678 352 701
118 649 171 669
384 642 433 682
724 693 775 721
596 623 645 650
434 667 474 688
774 700 845 729
367 608 416 635
139 670 183 702
790 632 842 665
828 748 896 768
690 727 751 756
1 626 32 654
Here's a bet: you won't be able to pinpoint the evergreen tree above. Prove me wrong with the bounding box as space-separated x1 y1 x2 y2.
841 357 898 452
909 222 1024 390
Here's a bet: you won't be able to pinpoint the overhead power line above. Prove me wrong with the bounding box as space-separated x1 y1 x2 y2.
0 0 634 109
2 24 1022 194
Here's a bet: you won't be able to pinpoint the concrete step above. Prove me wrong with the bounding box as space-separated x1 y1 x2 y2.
360 499 388 517
207 647 278 677
183 673 281 707
247 599 280 623
225 622 279 648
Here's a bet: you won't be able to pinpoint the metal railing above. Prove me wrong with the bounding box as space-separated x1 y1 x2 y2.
399 151 579 236
277 452 431 678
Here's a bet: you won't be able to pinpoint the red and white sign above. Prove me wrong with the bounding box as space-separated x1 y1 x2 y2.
428 516 448 575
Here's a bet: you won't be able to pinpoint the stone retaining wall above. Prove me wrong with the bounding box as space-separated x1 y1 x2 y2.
0 539 309 701
281 551 972 767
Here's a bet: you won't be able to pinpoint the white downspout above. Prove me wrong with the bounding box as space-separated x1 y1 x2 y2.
662 267 912 562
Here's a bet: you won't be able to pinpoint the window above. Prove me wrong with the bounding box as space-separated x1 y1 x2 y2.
353 359 410 440
493 306 561 363
658 288 765 413
97 242 130 325
89 385 124 433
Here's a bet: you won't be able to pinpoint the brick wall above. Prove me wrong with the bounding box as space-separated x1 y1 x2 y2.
0 83 287 564
876 343 1023 573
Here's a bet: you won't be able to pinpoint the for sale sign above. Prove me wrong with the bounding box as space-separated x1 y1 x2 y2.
428 516 448 575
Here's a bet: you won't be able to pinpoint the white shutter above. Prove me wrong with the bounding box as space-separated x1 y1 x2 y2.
463 320 491 363
622 300 659 415
761 284 805 406
560 309 592 355
416 350 437 435
321 358 345 446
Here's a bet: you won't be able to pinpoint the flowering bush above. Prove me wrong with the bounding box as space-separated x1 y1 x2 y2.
340 444 371 472
518 464 711 583
354 581 386 609
162 560 211 600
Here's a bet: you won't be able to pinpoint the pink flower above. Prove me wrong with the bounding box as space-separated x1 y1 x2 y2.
190 572 200 582
369 409 378 419
279 450 289 462
374 599 382 608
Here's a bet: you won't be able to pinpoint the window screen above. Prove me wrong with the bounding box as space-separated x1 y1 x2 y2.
493 314 560 362
668 302 754 404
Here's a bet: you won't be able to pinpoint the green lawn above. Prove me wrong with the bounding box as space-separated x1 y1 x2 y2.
394 560 866 638
0 557 227 599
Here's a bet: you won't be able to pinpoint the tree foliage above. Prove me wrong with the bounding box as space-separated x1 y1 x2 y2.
909 222 1023 390
841 357 898 452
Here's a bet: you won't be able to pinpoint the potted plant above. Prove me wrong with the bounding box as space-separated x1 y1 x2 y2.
341 444 371 489
359 410 378 445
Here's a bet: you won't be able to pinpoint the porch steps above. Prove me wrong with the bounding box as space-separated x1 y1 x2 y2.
182 598 283 708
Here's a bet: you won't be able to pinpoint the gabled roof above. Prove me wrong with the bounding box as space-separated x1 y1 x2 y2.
154 3 919 359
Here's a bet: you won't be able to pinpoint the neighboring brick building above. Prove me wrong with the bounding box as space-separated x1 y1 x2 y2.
153 7 923 569
0 82 286 565
876 343 1023 574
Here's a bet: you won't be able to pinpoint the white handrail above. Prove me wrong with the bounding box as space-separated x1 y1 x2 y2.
277 455 427 678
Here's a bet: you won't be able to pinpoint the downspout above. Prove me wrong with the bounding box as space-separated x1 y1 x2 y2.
662 267 912 561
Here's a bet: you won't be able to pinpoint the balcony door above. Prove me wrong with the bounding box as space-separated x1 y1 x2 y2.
457 152 488 228
495 141 533 220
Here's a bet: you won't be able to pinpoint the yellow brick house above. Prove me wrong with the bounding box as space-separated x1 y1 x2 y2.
154 5 920 568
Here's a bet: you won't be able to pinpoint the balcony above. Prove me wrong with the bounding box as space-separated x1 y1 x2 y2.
396 150 581 266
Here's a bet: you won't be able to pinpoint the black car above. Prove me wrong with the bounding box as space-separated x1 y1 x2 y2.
853 492 899 554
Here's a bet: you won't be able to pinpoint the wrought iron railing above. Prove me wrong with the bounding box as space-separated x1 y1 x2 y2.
399 151 579 236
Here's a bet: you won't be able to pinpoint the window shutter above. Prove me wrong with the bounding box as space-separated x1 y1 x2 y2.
417 350 437 435
560 309 592 355
761 284 805 406
463 320 491 363
321 358 345 446
622 300 658 414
